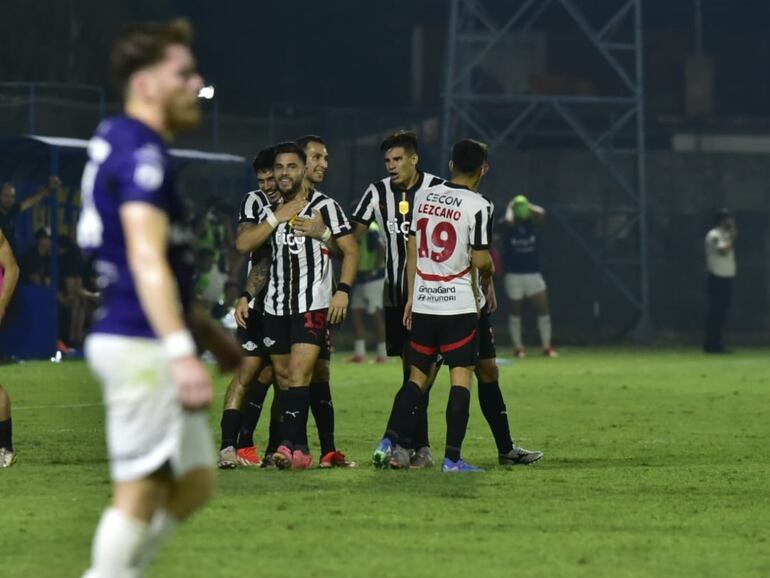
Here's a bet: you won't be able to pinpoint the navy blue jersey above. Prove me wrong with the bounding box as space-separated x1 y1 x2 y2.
77 115 195 338
500 219 540 274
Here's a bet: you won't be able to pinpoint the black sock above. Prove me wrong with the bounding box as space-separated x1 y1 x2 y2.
478 381 514 454
265 393 282 455
383 379 408 442
411 387 431 450
220 409 241 450
0 418 12 451
278 387 310 452
237 380 271 449
386 381 424 448
310 381 336 455
445 386 471 462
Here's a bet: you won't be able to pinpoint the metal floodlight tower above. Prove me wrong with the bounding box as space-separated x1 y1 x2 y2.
441 0 650 340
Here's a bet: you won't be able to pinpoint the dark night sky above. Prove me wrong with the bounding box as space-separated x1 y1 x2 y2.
4 0 770 117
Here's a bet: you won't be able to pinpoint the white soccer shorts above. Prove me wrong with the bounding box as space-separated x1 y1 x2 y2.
85 334 215 482
504 273 547 301
351 277 385 315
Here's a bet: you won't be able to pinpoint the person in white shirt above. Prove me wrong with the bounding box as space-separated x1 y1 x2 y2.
704 209 736 353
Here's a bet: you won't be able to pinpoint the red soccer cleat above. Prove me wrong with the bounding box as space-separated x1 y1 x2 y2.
236 446 262 467
543 347 560 358
291 449 313 469
319 450 357 468
347 355 366 363
514 347 527 359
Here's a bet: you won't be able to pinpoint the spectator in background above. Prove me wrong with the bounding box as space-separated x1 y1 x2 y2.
194 247 228 310
20 227 52 285
0 176 61 251
704 209 737 354
195 197 229 275
500 195 558 358
210 280 240 325
348 221 387 363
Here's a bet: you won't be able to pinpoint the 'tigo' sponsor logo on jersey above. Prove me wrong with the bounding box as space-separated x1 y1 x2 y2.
386 220 411 235
277 229 305 254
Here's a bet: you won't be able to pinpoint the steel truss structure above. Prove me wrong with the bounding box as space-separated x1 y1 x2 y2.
441 0 650 339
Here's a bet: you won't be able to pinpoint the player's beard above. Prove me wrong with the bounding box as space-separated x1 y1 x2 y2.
164 90 201 134
278 177 302 200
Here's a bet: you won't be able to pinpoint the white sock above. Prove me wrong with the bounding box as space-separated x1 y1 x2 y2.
84 507 148 578
508 316 523 349
538 315 552 349
354 339 366 357
376 342 387 358
136 508 179 572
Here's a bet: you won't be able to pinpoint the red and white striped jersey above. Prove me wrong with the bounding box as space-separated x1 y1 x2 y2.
409 182 493 315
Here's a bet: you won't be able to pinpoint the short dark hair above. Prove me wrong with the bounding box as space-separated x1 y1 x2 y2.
714 208 732 226
272 141 306 165
380 130 419 155
110 18 194 95
451 139 488 174
296 135 325 151
252 146 276 174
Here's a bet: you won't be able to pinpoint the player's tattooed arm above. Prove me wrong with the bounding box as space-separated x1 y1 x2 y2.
245 251 271 301
292 209 344 258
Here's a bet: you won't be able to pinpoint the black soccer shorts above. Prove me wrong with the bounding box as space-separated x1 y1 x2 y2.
384 305 409 357
408 312 478 375
262 309 329 357
236 307 269 360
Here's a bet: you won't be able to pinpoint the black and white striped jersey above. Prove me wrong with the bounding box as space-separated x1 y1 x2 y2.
237 189 272 308
351 171 444 307
238 188 272 225
261 188 352 316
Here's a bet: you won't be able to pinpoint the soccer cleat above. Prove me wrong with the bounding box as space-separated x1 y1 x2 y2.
410 446 434 469
291 449 313 469
442 458 484 473
273 445 294 470
236 446 262 467
373 356 388 364
217 446 238 470
543 347 559 358
389 445 412 470
514 347 527 359
0 447 16 468
371 438 394 469
347 354 366 363
320 450 357 468
499 444 544 466
260 452 276 469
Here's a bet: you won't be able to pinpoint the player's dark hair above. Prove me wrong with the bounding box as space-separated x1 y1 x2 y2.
252 146 276 174
380 130 419 155
272 141 306 165
110 18 194 95
714 208 732 226
451 139 488 174
296 135 325 151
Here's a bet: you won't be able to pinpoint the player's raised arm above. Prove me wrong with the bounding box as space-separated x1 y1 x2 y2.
0 227 19 325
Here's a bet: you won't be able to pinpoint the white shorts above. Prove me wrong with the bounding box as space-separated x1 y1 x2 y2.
504 273 547 301
351 277 385 315
85 334 215 483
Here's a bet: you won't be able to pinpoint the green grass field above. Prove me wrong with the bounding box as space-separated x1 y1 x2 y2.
2 348 770 578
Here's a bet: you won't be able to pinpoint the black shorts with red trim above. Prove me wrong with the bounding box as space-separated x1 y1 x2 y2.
409 312 478 375
384 306 408 357
262 309 329 357
236 307 270 359
478 306 496 360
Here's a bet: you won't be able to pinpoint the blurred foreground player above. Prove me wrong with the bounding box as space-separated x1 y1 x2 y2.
76 20 240 578
0 225 20 467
